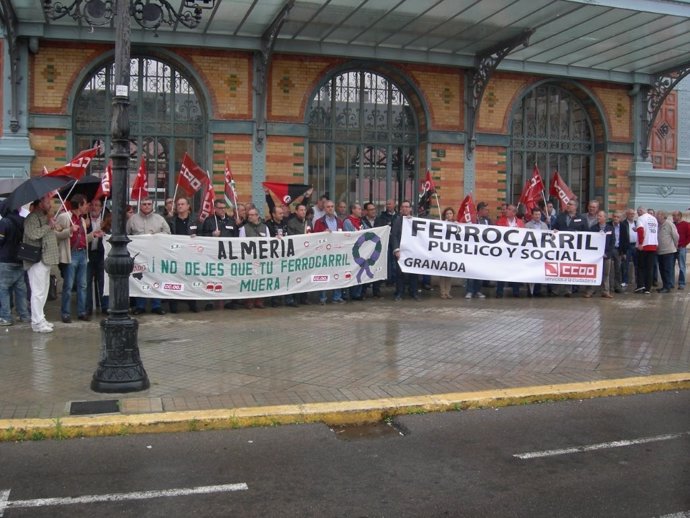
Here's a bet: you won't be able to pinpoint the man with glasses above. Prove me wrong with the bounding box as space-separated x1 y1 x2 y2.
126 196 170 316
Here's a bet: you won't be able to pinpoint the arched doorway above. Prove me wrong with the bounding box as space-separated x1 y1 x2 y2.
509 83 595 209
73 56 206 205
307 70 419 209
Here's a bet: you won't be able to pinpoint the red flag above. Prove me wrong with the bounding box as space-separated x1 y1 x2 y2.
199 175 216 222
44 147 98 180
549 171 576 211
177 153 207 196
130 158 149 200
262 182 311 205
518 164 544 212
456 194 477 224
421 169 435 195
94 160 113 200
224 159 238 209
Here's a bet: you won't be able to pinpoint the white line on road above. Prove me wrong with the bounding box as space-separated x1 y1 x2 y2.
514 431 690 460
657 512 690 518
0 483 248 516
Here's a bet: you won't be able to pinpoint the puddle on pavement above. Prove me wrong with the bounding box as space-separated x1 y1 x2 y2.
330 420 407 441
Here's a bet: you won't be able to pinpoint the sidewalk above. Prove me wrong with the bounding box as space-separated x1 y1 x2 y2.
1 285 689 438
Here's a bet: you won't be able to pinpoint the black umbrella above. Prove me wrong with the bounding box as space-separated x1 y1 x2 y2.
60 174 101 201
4 175 74 210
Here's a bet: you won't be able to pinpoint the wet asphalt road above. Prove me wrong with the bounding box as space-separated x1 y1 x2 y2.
0 391 688 517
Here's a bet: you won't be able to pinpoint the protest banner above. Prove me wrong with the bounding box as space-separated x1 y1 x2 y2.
105 227 389 299
399 217 605 285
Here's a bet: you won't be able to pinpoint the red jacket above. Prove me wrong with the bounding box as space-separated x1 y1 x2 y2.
313 214 343 233
495 216 525 228
676 220 690 248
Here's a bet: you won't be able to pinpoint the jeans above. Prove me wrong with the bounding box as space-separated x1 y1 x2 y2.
0 262 30 322
61 249 87 317
319 289 343 303
676 247 687 288
622 245 637 286
658 253 675 290
86 251 105 314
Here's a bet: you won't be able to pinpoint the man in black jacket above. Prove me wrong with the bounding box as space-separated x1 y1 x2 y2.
166 196 199 313
0 207 31 325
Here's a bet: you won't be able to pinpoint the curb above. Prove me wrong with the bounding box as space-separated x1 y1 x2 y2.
1 373 689 441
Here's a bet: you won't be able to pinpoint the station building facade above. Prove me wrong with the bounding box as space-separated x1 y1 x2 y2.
2 39 688 216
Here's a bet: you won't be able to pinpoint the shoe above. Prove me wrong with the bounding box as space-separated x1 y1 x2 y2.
40 320 54 329
644 290 651 295
475 292 486 299
601 293 613 299
614 288 622 293
319 300 326 305
151 308 166 315
465 293 472 299
205 303 214 311
633 287 646 293
422 284 432 291
32 323 53 333
333 298 345 304
679 286 685 290
412 295 421 301
0 318 12 326
61 315 72 324
131 308 145 315
394 296 401 302
286 301 298 307
583 293 592 298
621 283 627 288
77 314 91 321
659 288 670 293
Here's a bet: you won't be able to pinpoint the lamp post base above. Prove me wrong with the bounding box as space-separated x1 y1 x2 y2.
91 317 150 393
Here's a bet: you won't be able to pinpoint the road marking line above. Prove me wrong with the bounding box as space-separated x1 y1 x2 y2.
0 490 10 517
657 512 690 518
0 483 247 515
514 431 690 460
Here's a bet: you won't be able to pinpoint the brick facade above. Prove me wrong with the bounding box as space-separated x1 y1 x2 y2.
24 42 638 214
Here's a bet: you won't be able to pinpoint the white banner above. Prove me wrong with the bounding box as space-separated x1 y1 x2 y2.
106 227 389 299
399 217 605 285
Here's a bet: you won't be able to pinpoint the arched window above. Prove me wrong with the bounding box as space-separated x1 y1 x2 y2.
73 56 205 204
307 71 418 208
510 84 594 208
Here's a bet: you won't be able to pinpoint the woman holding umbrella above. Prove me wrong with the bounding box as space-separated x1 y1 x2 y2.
23 193 60 333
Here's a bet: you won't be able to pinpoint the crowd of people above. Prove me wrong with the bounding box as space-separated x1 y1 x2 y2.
0 188 687 333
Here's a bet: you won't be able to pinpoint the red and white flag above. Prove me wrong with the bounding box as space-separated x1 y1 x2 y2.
130 158 149 200
549 171 576 211
44 146 98 180
224 158 238 209
199 173 216 222
177 153 207 196
94 160 113 200
456 194 477 224
518 164 544 213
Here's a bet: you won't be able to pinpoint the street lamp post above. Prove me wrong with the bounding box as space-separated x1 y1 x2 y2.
41 0 215 392
91 2 148 392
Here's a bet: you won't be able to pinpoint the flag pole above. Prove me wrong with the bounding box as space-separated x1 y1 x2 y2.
434 192 442 220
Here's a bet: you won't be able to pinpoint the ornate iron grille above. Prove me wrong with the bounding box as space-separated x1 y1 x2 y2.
74 56 205 203
308 71 417 208
510 85 594 208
